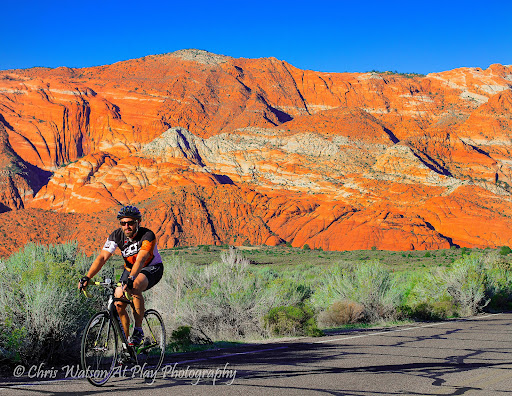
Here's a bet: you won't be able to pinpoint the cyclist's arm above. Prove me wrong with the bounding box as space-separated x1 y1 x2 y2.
86 249 113 279
129 248 151 280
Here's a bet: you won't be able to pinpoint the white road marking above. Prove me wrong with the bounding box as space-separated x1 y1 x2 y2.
175 346 290 364
314 313 502 344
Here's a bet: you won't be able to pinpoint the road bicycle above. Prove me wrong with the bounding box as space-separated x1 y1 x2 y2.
80 278 166 386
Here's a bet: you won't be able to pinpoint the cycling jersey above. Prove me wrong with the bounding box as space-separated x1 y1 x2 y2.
102 227 163 271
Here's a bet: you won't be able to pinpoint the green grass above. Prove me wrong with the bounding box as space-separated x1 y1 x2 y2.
157 244 495 272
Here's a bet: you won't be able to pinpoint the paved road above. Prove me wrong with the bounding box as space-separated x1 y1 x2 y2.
2 313 512 395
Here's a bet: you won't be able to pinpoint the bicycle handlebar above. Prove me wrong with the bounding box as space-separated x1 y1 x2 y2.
91 279 123 288
82 278 133 301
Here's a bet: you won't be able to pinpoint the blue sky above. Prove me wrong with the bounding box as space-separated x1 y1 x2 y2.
1 0 511 74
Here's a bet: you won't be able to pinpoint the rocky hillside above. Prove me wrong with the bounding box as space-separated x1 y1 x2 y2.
0 49 511 255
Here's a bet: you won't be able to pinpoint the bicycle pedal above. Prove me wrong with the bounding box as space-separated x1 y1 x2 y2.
118 351 136 365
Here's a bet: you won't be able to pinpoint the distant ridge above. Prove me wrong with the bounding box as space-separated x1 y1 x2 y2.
0 51 511 254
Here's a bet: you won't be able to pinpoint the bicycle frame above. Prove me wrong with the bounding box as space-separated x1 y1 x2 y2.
93 278 138 362
82 277 166 386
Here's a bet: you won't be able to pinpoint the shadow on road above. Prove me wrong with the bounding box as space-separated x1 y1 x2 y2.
2 315 512 395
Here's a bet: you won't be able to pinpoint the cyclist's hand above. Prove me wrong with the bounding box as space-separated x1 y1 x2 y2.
127 276 135 290
122 276 135 291
79 276 90 291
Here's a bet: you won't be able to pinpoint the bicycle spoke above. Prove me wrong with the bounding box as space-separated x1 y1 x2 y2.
81 312 118 386
137 309 166 371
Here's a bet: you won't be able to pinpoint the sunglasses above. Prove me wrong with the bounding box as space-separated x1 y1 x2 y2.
120 220 137 227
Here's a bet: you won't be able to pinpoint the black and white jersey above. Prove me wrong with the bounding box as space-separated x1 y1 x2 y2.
102 227 162 270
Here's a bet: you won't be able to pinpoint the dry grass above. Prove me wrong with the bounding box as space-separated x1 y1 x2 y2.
318 300 365 327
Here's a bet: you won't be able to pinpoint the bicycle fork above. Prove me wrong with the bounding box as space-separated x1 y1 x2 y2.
108 295 137 364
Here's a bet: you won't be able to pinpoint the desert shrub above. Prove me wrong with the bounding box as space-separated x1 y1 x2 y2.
149 248 312 341
170 325 193 348
177 248 272 340
144 255 189 342
401 268 448 308
166 325 210 352
386 252 512 320
482 254 512 311
425 253 512 317
0 242 103 364
318 300 365 327
408 300 458 321
254 266 280 282
499 246 512 256
436 254 489 316
312 261 404 322
486 291 512 312
264 304 322 337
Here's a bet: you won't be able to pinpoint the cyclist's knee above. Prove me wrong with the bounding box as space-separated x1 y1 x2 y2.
113 274 147 297
114 286 123 298
131 275 148 295
114 287 128 311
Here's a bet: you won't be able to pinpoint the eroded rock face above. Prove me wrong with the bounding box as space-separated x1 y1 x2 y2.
1 50 512 253
0 122 51 211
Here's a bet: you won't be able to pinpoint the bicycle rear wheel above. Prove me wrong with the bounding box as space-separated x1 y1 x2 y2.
81 312 118 386
137 309 166 371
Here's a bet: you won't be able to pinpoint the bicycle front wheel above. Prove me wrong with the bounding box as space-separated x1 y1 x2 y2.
137 309 166 371
81 312 118 386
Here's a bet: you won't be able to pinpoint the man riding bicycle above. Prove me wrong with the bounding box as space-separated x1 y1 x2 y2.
78 205 164 347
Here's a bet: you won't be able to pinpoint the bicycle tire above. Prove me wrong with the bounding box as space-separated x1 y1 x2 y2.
137 309 166 371
81 311 119 386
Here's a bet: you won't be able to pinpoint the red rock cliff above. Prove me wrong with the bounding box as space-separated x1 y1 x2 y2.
1 50 512 254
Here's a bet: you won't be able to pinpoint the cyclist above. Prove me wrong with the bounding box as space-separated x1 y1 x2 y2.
78 205 164 347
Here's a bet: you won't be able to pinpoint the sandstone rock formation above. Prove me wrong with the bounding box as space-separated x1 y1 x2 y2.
0 49 512 254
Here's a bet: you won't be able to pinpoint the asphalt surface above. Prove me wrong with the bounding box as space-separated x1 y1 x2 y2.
1 313 512 395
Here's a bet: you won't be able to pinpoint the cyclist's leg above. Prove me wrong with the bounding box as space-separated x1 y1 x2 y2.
131 274 149 328
116 270 131 339
141 263 164 291
114 286 130 338
131 263 163 327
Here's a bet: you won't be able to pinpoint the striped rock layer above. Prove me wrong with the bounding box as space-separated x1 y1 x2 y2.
0 50 511 254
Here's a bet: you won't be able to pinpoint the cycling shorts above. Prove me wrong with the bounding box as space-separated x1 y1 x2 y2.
120 262 164 291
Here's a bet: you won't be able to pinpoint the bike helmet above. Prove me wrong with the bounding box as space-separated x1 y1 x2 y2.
117 205 142 220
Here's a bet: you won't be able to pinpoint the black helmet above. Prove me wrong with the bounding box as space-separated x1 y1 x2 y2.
117 205 142 220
